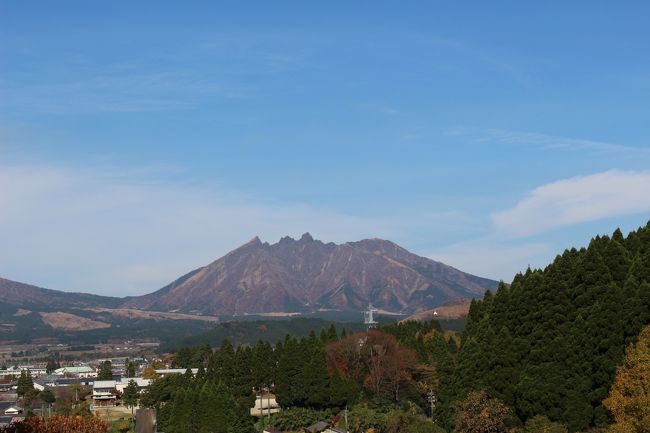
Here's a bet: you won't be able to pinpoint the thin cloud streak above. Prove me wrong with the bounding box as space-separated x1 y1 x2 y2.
491 170 650 237
446 128 650 156
485 129 650 155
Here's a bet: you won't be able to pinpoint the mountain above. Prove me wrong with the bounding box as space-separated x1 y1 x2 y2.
0 277 122 311
122 233 499 315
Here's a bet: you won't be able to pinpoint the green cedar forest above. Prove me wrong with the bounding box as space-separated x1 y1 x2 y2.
140 223 650 433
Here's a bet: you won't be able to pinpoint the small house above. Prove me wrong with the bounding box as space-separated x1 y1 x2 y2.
92 380 117 407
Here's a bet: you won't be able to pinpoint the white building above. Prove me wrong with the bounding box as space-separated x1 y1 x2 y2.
19 366 47 377
250 393 281 416
115 377 151 393
92 380 117 407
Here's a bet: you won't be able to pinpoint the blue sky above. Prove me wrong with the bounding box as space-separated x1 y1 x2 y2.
1 1 650 296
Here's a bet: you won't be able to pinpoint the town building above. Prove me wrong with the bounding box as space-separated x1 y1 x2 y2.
53 365 96 378
92 380 117 407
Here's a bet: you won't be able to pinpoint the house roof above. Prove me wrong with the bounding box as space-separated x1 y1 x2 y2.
54 366 94 374
93 380 116 388
155 368 199 375
4 406 23 414
40 377 95 386
118 378 151 387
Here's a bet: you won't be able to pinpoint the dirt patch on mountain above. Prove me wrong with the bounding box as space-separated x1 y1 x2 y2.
404 301 471 322
13 309 32 316
40 312 111 330
88 308 219 322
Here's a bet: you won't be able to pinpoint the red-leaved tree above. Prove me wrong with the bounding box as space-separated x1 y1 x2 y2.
326 330 418 401
0 416 108 433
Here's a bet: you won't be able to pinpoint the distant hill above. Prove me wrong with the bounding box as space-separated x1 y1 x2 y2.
0 278 216 344
122 233 499 315
0 277 122 311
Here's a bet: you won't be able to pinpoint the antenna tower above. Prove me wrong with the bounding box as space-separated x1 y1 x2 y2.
364 305 378 332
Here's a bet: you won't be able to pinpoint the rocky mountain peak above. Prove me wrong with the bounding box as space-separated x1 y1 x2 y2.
122 233 499 315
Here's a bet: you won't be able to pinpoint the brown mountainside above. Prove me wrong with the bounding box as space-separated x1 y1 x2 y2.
0 277 122 310
122 233 499 315
403 300 472 322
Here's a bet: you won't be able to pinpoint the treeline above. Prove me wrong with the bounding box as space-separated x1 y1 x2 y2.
451 223 650 431
142 322 454 433
164 317 369 352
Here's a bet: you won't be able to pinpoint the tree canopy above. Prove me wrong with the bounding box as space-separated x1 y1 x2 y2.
97 361 113 381
454 223 650 431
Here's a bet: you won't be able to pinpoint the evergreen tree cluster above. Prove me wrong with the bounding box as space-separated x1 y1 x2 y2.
97 361 113 381
142 331 334 433
16 369 34 397
143 322 459 433
45 358 60 375
453 223 650 431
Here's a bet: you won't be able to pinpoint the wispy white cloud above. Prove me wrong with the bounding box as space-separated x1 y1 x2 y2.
0 70 234 114
0 38 300 114
484 129 649 154
446 128 650 155
492 170 650 237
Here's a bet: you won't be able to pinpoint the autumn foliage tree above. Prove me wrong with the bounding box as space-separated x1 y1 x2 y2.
0 416 108 433
522 416 568 433
454 390 510 433
603 324 650 433
326 330 419 402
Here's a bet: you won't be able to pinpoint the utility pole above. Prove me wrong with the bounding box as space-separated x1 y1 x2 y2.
364 305 378 334
267 384 271 430
255 385 264 433
427 389 437 421
344 405 349 433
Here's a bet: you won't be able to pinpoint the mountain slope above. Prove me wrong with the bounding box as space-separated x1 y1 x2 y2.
403 300 472 321
123 233 499 315
0 277 122 311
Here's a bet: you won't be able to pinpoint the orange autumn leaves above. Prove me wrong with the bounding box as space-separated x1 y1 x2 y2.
604 325 650 433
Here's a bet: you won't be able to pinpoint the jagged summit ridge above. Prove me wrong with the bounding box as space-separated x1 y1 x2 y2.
122 234 499 315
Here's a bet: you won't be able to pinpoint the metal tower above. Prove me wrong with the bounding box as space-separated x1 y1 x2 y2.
364 305 378 331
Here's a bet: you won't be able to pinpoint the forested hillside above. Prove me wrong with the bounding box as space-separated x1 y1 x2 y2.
142 322 454 433
452 223 650 431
